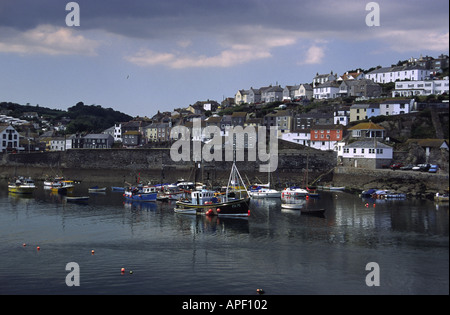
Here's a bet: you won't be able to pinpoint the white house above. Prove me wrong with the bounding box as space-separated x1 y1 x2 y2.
366 65 430 84
338 140 393 169
50 137 66 151
114 123 122 142
379 99 413 116
313 81 340 99
392 79 449 97
313 72 336 87
0 124 20 152
281 130 310 146
334 109 350 126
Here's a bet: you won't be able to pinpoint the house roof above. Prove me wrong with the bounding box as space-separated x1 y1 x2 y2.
231 112 247 117
346 140 392 149
348 122 385 130
406 139 449 148
367 65 427 75
311 124 345 130
84 133 113 139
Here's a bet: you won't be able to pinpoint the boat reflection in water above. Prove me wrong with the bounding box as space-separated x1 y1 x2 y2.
124 200 158 211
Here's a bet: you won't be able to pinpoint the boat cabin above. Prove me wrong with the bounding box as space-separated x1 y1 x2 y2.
142 186 157 194
191 190 216 205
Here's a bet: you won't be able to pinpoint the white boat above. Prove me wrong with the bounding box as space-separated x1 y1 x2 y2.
281 187 308 198
44 176 65 187
249 187 281 198
318 185 346 191
281 203 304 210
88 186 107 193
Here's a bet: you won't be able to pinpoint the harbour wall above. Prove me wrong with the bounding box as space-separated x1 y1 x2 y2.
0 148 336 187
1 149 447 197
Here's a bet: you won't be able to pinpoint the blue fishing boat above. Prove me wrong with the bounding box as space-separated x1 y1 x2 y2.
124 185 157 202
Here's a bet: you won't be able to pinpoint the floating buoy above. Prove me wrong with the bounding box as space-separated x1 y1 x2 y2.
256 288 265 295
129 271 133 274
91 250 95 255
22 243 26 247
36 246 40 251
121 267 125 273
248 210 251 216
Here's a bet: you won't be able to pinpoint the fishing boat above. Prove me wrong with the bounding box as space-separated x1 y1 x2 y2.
8 177 37 194
281 186 308 198
124 185 157 202
43 176 64 187
175 162 250 217
51 180 75 194
88 186 107 193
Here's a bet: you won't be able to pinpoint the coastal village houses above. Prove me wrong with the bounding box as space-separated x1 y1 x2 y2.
365 65 431 83
0 124 20 152
337 140 393 169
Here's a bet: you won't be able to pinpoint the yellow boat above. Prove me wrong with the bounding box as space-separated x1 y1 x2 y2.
8 177 37 194
51 180 75 194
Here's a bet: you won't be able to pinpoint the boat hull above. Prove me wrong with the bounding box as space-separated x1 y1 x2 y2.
175 198 250 217
8 186 36 194
124 193 157 202
249 191 281 198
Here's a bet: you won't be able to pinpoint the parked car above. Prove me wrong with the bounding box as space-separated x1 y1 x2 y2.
400 164 414 170
413 164 431 171
428 165 439 173
390 163 404 169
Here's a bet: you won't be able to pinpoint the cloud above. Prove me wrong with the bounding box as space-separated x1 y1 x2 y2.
0 24 99 56
372 30 449 53
125 25 300 69
126 45 272 69
301 44 327 65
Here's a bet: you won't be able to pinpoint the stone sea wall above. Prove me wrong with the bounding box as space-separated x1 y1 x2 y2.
1 148 447 197
0 148 336 187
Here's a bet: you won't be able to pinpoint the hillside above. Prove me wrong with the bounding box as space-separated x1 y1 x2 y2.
1 101 133 134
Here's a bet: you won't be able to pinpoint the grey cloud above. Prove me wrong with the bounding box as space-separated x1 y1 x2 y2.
1 0 447 47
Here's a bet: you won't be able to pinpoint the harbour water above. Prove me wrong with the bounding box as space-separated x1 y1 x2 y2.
0 180 448 295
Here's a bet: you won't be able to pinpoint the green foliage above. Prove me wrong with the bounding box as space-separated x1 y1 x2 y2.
65 102 132 133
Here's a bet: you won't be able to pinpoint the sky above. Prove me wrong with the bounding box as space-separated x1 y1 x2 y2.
0 0 448 117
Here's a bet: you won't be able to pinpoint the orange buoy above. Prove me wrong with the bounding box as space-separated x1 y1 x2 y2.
121 267 125 273
22 243 26 247
37 246 40 251
91 250 95 255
